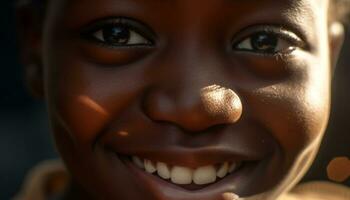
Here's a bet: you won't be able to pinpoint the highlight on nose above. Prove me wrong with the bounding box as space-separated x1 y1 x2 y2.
143 84 243 132
200 85 243 124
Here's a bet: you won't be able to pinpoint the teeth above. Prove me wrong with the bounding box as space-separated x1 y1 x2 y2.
228 162 239 173
157 162 170 179
193 165 216 185
217 162 229 178
171 166 193 185
132 156 144 169
130 156 242 185
144 159 157 173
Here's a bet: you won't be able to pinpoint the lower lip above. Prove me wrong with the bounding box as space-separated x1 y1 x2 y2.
116 154 265 200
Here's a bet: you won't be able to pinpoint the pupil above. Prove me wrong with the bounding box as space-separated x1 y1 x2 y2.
251 33 277 52
103 25 130 44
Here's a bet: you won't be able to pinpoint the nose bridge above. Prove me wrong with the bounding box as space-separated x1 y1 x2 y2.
170 37 224 87
157 43 229 111
143 47 243 132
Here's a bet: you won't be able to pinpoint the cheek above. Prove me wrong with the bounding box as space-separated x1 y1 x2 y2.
43 18 150 149
294 53 331 144
45 56 145 148
246 54 331 158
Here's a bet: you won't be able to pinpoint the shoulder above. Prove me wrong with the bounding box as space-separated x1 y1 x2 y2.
13 160 68 200
283 181 350 200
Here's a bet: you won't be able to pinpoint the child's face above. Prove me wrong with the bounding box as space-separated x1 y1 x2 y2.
22 0 344 199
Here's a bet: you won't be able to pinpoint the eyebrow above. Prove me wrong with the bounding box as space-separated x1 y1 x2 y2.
282 0 317 44
69 0 317 43
228 0 316 39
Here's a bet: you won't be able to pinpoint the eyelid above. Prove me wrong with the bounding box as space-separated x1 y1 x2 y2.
232 25 307 51
80 17 156 45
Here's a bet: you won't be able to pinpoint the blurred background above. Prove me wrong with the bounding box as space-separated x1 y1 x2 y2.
0 0 349 199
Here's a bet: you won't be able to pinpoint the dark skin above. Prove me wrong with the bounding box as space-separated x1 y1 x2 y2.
17 0 345 199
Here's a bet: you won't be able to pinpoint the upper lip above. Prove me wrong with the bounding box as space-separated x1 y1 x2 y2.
102 121 276 168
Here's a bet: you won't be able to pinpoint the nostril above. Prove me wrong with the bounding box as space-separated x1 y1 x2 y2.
142 88 176 122
142 84 243 132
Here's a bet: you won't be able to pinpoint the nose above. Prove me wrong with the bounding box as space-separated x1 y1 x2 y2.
142 37 243 132
143 81 243 132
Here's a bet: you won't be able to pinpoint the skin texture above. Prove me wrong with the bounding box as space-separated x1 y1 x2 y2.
17 0 345 199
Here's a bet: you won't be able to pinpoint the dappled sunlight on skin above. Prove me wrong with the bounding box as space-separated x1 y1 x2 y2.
68 95 111 139
117 131 130 137
200 85 242 123
327 157 350 183
77 95 109 117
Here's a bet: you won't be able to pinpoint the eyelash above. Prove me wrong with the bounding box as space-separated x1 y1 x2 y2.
81 18 154 48
81 19 305 56
232 26 305 56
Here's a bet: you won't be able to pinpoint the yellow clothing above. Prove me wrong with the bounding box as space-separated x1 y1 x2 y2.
13 160 67 200
13 160 350 200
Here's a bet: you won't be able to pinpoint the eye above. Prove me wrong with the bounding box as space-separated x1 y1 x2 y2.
82 19 153 47
93 24 150 46
234 29 304 55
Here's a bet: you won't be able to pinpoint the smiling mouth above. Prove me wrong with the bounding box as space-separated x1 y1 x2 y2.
107 147 270 200
103 117 277 198
122 155 245 190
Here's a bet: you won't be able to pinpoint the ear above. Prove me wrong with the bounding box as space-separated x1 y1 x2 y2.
16 3 45 99
328 21 345 75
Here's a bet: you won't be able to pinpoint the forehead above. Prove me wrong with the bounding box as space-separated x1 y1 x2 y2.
48 0 328 19
47 0 329 27
47 0 329 45
49 0 328 14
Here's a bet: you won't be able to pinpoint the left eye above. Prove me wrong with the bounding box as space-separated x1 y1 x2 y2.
235 32 297 54
92 24 151 46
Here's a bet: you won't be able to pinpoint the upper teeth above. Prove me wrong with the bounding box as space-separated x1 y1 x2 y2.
157 162 171 179
131 156 240 185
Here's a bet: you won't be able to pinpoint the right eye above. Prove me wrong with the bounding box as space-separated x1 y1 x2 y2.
83 19 153 47
93 24 151 46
